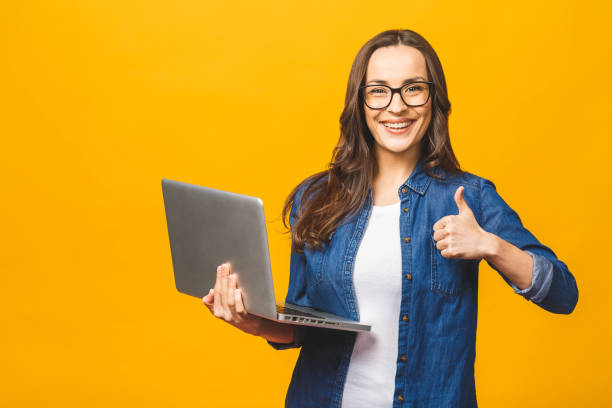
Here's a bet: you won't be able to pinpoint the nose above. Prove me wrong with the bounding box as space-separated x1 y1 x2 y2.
387 91 408 114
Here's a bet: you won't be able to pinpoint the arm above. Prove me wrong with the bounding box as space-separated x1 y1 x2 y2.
478 178 578 314
482 233 533 290
258 319 295 343
481 233 554 303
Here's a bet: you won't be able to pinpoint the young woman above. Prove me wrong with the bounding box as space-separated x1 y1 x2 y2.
202 29 578 408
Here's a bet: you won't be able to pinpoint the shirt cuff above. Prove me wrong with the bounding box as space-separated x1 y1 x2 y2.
510 251 554 304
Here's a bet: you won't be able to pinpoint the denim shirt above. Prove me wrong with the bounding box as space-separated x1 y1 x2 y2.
268 159 578 408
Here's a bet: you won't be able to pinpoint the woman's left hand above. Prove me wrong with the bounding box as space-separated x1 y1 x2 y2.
432 186 493 260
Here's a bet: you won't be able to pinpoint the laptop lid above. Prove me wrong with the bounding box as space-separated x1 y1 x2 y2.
161 179 277 319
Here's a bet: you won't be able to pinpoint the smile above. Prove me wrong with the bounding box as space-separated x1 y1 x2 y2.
380 120 415 133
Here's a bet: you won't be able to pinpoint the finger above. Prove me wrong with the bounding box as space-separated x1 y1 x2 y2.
433 228 449 242
441 247 459 258
436 238 448 251
227 274 237 314
220 263 231 320
213 265 223 317
433 215 452 231
234 288 246 315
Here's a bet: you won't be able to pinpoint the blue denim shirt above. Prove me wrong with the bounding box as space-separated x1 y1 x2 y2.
269 158 578 408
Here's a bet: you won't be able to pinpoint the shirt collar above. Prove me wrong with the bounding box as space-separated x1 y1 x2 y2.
401 157 436 196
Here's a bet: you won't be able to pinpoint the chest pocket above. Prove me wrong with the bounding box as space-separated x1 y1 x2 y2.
429 232 478 296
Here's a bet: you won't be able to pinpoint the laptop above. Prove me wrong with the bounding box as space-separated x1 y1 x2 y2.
161 179 371 332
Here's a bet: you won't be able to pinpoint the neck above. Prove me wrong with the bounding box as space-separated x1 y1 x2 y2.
373 145 421 187
370 145 422 206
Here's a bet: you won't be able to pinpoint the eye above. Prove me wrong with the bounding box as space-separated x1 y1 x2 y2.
405 85 424 93
367 86 389 95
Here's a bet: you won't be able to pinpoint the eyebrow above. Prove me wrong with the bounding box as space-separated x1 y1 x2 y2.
366 76 427 85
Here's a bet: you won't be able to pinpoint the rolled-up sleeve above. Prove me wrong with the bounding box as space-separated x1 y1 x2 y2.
509 250 554 303
478 177 578 314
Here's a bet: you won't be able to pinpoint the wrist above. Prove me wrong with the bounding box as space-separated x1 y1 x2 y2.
481 230 500 261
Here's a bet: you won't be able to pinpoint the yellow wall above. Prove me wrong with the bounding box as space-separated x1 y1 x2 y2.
2 0 610 406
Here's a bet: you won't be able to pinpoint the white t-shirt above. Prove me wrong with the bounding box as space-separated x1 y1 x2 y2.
341 201 403 408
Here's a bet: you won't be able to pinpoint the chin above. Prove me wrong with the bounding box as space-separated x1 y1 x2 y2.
391 146 418 155
379 140 419 154
377 131 419 147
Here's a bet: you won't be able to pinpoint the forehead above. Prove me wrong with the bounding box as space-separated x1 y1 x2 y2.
365 45 428 83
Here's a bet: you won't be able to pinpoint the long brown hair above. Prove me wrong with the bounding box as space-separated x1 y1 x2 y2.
283 29 461 253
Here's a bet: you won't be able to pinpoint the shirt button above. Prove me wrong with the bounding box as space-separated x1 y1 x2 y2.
405 273 412 280
400 354 407 361
403 237 411 243
403 207 409 213
398 395 404 401
402 315 409 321
401 187 407 194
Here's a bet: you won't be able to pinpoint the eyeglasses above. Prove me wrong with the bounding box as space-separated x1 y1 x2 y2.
359 81 434 109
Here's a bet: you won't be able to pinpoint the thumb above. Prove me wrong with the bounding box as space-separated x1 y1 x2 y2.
454 186 472 215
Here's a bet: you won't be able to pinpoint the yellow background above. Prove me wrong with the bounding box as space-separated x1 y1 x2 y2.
2 0 611 406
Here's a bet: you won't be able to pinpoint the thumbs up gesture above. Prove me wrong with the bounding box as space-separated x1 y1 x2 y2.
432 186 492 260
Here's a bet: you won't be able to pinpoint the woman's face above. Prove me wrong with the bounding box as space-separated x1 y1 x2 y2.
363 45 432 159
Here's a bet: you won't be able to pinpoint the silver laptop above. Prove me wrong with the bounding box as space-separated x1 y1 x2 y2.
161 178 371 332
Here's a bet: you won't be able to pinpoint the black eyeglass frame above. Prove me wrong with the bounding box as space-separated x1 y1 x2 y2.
359 81 434 109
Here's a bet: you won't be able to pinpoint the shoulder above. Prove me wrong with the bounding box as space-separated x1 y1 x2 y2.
428 167 489 192
427 168 503 217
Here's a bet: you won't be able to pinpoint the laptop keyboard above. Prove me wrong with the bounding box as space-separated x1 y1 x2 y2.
277 306 327 319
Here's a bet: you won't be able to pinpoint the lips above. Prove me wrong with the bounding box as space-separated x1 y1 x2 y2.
379 119 415 134
380 118 417 124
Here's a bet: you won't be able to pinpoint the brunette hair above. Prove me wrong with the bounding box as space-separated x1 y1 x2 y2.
283 29 462 253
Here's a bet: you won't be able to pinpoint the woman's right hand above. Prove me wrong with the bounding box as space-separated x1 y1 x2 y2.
202 262 266 336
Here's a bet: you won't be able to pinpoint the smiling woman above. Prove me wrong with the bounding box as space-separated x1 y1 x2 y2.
202 29 578 408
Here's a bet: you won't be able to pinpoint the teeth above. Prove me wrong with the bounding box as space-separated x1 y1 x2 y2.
382 121 413 129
